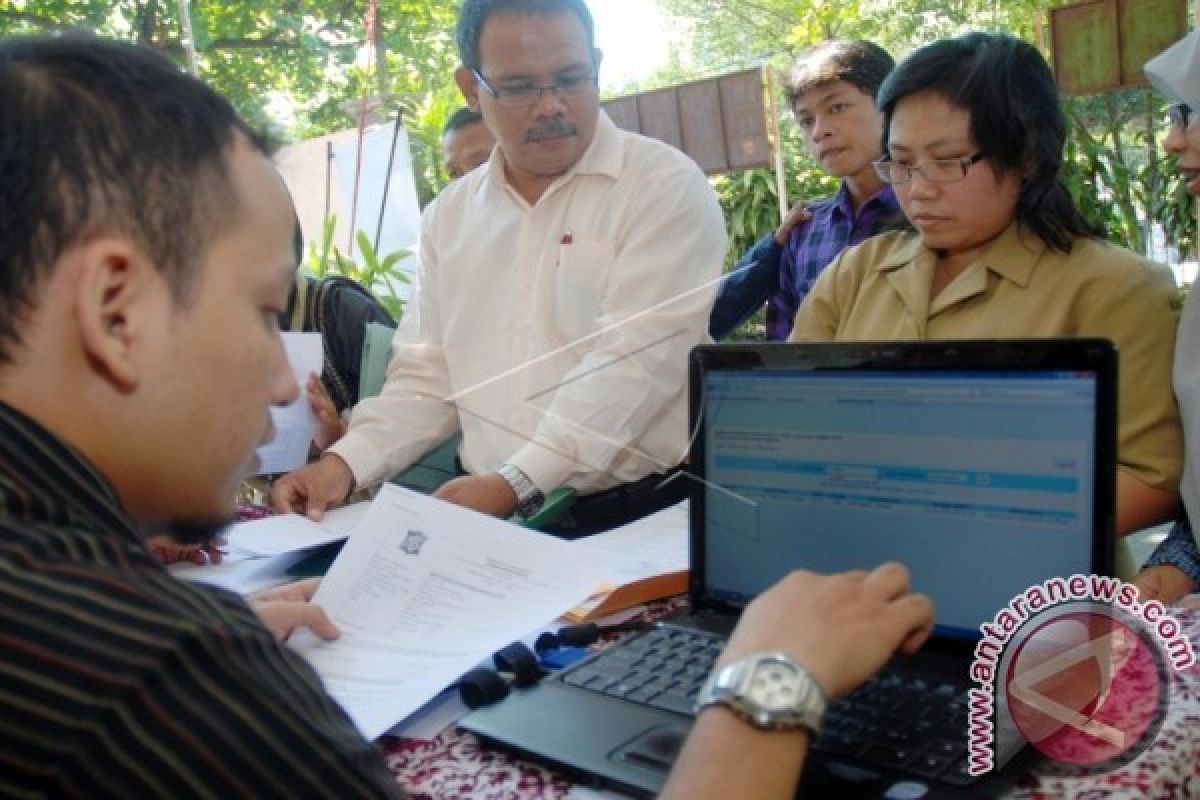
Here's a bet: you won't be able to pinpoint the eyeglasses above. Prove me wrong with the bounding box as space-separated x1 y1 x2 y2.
1169 102 1193 130
472 68 598 108
873 153 986 185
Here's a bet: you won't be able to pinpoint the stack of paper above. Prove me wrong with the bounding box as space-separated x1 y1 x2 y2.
170 502 370 594
565 502 690 621
288 485 603 740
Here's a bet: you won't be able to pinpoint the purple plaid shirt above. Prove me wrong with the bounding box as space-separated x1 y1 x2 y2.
767 183 901 340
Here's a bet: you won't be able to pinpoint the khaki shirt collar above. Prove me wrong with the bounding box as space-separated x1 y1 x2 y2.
873 221 1047 322
873 221 1046 288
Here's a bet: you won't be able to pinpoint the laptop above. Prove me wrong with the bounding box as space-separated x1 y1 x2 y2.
461 339 1117 798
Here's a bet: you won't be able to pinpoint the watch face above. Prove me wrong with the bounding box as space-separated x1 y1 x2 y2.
747 658 803 712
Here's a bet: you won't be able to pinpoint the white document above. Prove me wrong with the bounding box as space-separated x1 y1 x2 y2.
171 503 370 594
223 502 371 558
289 485 602 740
256 332 323 475
170 551 306 595
572 501 689 585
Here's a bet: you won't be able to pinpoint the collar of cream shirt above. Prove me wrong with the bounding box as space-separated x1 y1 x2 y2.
872 220 1049 289
483 111 625 195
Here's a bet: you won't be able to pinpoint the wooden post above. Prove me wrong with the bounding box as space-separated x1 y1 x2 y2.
175 0 200 76
765 68 789 222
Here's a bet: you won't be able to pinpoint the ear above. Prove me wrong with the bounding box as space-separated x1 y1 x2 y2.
593 48 603 73
73 238 161 392
456 66 481 112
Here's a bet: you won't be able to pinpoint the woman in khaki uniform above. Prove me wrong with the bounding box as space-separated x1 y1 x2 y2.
792 32 1183 537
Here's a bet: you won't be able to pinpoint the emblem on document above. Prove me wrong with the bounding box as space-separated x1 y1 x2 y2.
400 529 428 556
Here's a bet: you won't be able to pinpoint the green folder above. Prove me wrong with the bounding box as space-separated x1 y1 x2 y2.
358 321 396 401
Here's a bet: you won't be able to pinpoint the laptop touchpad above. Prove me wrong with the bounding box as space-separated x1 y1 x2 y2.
612 725 689 772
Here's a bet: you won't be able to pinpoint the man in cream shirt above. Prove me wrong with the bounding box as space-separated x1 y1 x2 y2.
273 0 726 533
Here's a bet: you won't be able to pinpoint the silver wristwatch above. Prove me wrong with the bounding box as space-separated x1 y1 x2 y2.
497 463 545 518
694 651 828 734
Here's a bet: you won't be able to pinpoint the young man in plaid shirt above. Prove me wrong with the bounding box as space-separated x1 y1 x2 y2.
711 40 903 341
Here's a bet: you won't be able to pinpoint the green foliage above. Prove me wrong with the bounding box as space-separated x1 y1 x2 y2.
401 87 465 207
658 0 1196 268
1 0 462 141
655 0 1045 68
8 0 1195 270
1064 91 1195 260
306 215 411 321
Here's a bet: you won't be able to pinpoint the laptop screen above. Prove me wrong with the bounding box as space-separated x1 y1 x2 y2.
698 364 1102 640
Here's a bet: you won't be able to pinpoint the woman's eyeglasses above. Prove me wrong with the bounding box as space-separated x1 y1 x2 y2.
872 153 985 185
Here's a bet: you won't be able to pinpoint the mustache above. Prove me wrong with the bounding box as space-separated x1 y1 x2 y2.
527 119 577 141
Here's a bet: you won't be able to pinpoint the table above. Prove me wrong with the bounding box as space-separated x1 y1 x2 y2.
380 607 1200 800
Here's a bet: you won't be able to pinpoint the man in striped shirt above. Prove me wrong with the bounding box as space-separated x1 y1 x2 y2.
0 34 402 798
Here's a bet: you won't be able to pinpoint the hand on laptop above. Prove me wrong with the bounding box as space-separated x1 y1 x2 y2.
662 565 934 800
249 578 340 642
718 563 935 700
271 452 355 521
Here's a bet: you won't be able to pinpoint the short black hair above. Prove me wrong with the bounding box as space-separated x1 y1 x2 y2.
456 0 595 70
0 33 262 363
443 107 485 136
788 40 894 107
877 32 1097 252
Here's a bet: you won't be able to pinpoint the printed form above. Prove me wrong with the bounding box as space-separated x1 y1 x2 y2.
289 485 602 740
170 503 372 593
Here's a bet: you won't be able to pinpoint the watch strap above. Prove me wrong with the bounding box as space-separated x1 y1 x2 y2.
497 463 545 517
695 651 827 734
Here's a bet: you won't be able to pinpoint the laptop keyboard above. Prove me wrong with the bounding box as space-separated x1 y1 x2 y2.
559 626 723 715
558 625 976 786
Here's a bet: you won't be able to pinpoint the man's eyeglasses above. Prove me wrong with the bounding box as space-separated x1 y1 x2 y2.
873 153 986 185
472 68 598 108
1169 102 1193 130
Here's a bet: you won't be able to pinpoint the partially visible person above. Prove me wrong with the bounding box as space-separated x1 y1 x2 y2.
710 40 902 340
660 563 935 799
149 224 394 567
284 220 397 450
273 0 727 536
283 271 396 449
791 31 1183 536
0 33 400 797
443 106 496 179
1134 31 1200 603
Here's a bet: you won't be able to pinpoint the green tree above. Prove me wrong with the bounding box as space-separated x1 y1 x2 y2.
653 0 1195 263
0 0 462 142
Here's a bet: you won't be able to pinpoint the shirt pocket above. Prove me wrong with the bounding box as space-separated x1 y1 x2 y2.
555 239 614 343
